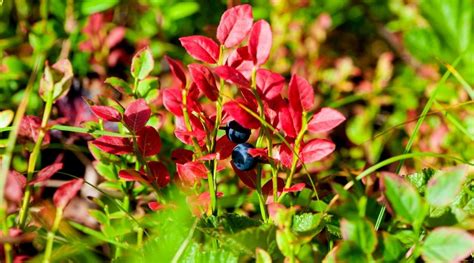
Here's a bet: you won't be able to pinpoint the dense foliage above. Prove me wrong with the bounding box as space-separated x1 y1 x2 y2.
0 0 473 262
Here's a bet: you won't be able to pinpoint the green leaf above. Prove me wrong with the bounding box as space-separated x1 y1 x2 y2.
255 248 272 263
325 241 368 263
403 28 440 62
69 222 129 248
39 59 74 102
105 77 132 95
220 225 277 257
383 173 427 227
422 227 474 262
426 166 468 207
77 0 119 15
131 47 154 80
0 110 14 128
406 168 436 194
137 77 159 100
340 218 377 254
420 0 472 53
381 232 405 262
181 242 238 263
167 2 200 21
291 213 324 235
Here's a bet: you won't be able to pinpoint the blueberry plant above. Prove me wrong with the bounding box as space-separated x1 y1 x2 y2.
0 2 473 262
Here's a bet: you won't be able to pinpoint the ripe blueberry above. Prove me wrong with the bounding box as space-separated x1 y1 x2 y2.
231 143 257 171
226 120 251 144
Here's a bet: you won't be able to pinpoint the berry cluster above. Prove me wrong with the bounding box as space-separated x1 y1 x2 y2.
225 120 256 171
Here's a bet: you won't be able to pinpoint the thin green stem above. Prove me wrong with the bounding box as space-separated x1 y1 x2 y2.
374 58 460 231
278 112 307 202
43 208 63 263
18 90 54 228
0 55 43 211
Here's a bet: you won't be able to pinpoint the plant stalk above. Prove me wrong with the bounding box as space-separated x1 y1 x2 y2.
43 207 63 263
18 90 54 228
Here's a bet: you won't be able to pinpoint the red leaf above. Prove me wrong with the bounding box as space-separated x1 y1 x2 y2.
119 169 147 183
5 171 26 204
197 153 218 161
53 179 83 209
214 65 250 87
162 88 183 116
177 161 208 185
123 99 151 132
300 139 335 163
307 107 346 133
278 103 302 139
148 201 164 211
179 36 219 64
215 135 236 159
247 148 268 158
90 105 121 122
105 27 125 48
226 46 254 79
256 69 284 101
279 140 295 169
262 177 285 195
19 116 50 145
174 116 206 146
223 99 260 129
248 20 272 66
216 4 253 48
288 74 314 112
165 56 187 89
137 126 162 157
171 148 194 164
231 162 256 188
148 161 170 187
29 163 63 185
283 183 305 193
91 136 133 155
189 64 219 101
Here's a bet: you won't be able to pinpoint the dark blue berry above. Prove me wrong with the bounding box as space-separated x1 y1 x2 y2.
232 143 257 171
226 120 251 144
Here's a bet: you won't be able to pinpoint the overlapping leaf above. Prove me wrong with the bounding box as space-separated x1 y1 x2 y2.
91 105 122 122
308 108 346 133
123 99 151 132
248 20 272 66
189 64 219 101
53 179 84 209
216 4 253 48
92 136 133 155
180 36 220 64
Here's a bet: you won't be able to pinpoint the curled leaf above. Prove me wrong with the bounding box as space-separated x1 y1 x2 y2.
91 105 122 122
29 163 64 185
91 136 133 155
179 36 220 64
214 65 250 87
53 179 84 209
165 56 187 89
39 59 73 102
